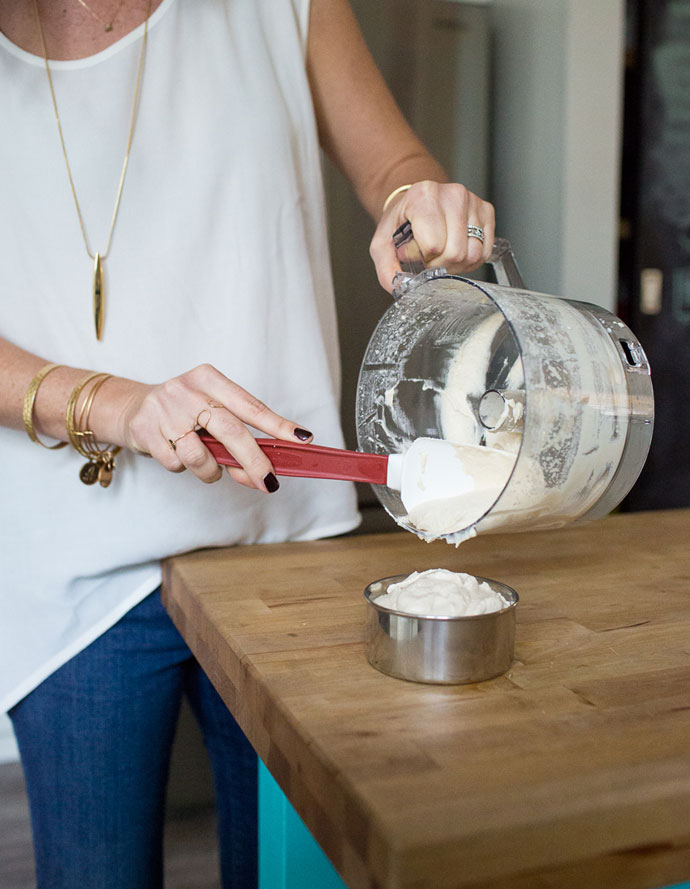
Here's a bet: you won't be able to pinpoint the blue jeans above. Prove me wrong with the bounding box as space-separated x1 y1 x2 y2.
8 588 257 889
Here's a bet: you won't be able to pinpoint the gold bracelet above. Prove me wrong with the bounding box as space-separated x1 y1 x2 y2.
22 363 68 450
76 373 112 456
382 183 412 214
65 372 120 488
65 371 103 454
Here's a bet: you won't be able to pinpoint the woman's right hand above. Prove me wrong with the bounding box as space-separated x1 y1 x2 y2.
96 364 313 493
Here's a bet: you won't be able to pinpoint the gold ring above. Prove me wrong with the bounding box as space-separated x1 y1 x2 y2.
168 425 197 450
167 405 214 451
195 409 212 429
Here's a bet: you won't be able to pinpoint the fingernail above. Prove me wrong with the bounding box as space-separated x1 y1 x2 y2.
263 472 280 493
294 428 312 441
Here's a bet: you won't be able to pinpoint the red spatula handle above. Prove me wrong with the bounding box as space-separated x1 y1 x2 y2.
198 433 389 485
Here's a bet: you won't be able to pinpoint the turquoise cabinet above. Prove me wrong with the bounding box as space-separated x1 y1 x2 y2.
258 760 347 889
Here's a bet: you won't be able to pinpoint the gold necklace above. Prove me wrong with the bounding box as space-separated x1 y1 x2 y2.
74 0 126 33
32 0 151 340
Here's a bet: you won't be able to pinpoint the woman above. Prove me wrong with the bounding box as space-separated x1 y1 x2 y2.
0 0 495 886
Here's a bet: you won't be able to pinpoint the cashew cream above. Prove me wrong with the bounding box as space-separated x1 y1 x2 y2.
374 568 509 617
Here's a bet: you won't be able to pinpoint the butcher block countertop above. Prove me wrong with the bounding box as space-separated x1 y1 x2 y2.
162 508 690 889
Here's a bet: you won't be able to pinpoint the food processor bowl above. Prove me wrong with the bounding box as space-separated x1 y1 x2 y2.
355 230 654 543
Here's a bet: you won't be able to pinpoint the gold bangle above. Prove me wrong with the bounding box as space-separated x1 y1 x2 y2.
65 371 104 456
76 373 112 456
382 184 412 214
22 363 68 450
65 372 120 488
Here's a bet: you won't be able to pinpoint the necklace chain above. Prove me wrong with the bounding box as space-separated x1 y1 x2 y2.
74 0 126 32
32 0 150 261
31 0 151 338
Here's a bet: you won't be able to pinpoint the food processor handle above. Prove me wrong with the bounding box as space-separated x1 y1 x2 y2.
488 238 526 289
393 221 526 289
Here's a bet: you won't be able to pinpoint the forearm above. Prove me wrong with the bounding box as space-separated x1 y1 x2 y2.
307 0 448 221
0 336 143 446
308 1 495 290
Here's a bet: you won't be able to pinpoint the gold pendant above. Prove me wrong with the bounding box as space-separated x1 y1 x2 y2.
98 462 113 488
93 252 104 340
79 461 99 485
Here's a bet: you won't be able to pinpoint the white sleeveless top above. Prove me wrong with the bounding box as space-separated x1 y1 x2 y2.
0 0 360 712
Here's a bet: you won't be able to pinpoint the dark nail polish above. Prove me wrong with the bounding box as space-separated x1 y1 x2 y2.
263 472 280 493
294 428 312 441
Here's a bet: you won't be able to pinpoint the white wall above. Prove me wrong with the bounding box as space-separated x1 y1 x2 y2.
490 0 625 309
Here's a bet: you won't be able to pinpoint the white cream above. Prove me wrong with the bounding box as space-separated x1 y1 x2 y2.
441 311 525 459
374 569 508 617
403 443 515 538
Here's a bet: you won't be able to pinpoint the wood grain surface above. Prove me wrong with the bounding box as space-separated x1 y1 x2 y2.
162 509 690 889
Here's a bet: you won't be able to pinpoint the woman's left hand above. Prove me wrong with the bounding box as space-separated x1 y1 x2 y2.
369 180 496 293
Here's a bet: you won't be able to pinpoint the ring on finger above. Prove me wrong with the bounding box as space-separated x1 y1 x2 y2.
168 426 195 451
166 405 217 452
195 408 212 429
167 411 209 451
467 224 485 243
